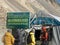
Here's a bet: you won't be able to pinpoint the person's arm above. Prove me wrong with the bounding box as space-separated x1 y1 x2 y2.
40 35 45 39
11 35 15 44
45 32 48 40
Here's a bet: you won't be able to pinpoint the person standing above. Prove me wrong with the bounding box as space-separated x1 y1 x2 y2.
2 30 15 45
40 26 49 45
13 29 20 45
29 29 36 45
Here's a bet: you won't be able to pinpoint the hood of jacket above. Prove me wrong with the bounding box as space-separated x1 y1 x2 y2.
30 32 34 35
5 32 11 36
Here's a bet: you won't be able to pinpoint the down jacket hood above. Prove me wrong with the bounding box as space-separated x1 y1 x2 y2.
5 32 11 36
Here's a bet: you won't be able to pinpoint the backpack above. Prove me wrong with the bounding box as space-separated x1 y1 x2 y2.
27 33 32 44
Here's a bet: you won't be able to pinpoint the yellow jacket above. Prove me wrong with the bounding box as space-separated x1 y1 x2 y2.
30 32 35 44
2 32 15 45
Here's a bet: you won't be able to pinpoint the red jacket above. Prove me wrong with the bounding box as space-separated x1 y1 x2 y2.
40 31 48 40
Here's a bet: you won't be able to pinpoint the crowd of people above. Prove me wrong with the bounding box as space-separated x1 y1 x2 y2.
2 26 52 45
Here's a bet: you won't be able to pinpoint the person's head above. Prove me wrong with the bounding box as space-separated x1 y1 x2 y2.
7 29 12 33
42 26 46 32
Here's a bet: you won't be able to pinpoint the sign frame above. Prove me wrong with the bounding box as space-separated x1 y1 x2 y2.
6 12 30 29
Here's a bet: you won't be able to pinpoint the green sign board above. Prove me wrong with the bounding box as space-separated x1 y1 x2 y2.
7 12 30 29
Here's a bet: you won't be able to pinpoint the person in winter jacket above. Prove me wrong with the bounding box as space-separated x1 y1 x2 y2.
13 29 20 45
42 26 48 40
40 26 49 45
29 29 35 45
2 30 15 45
